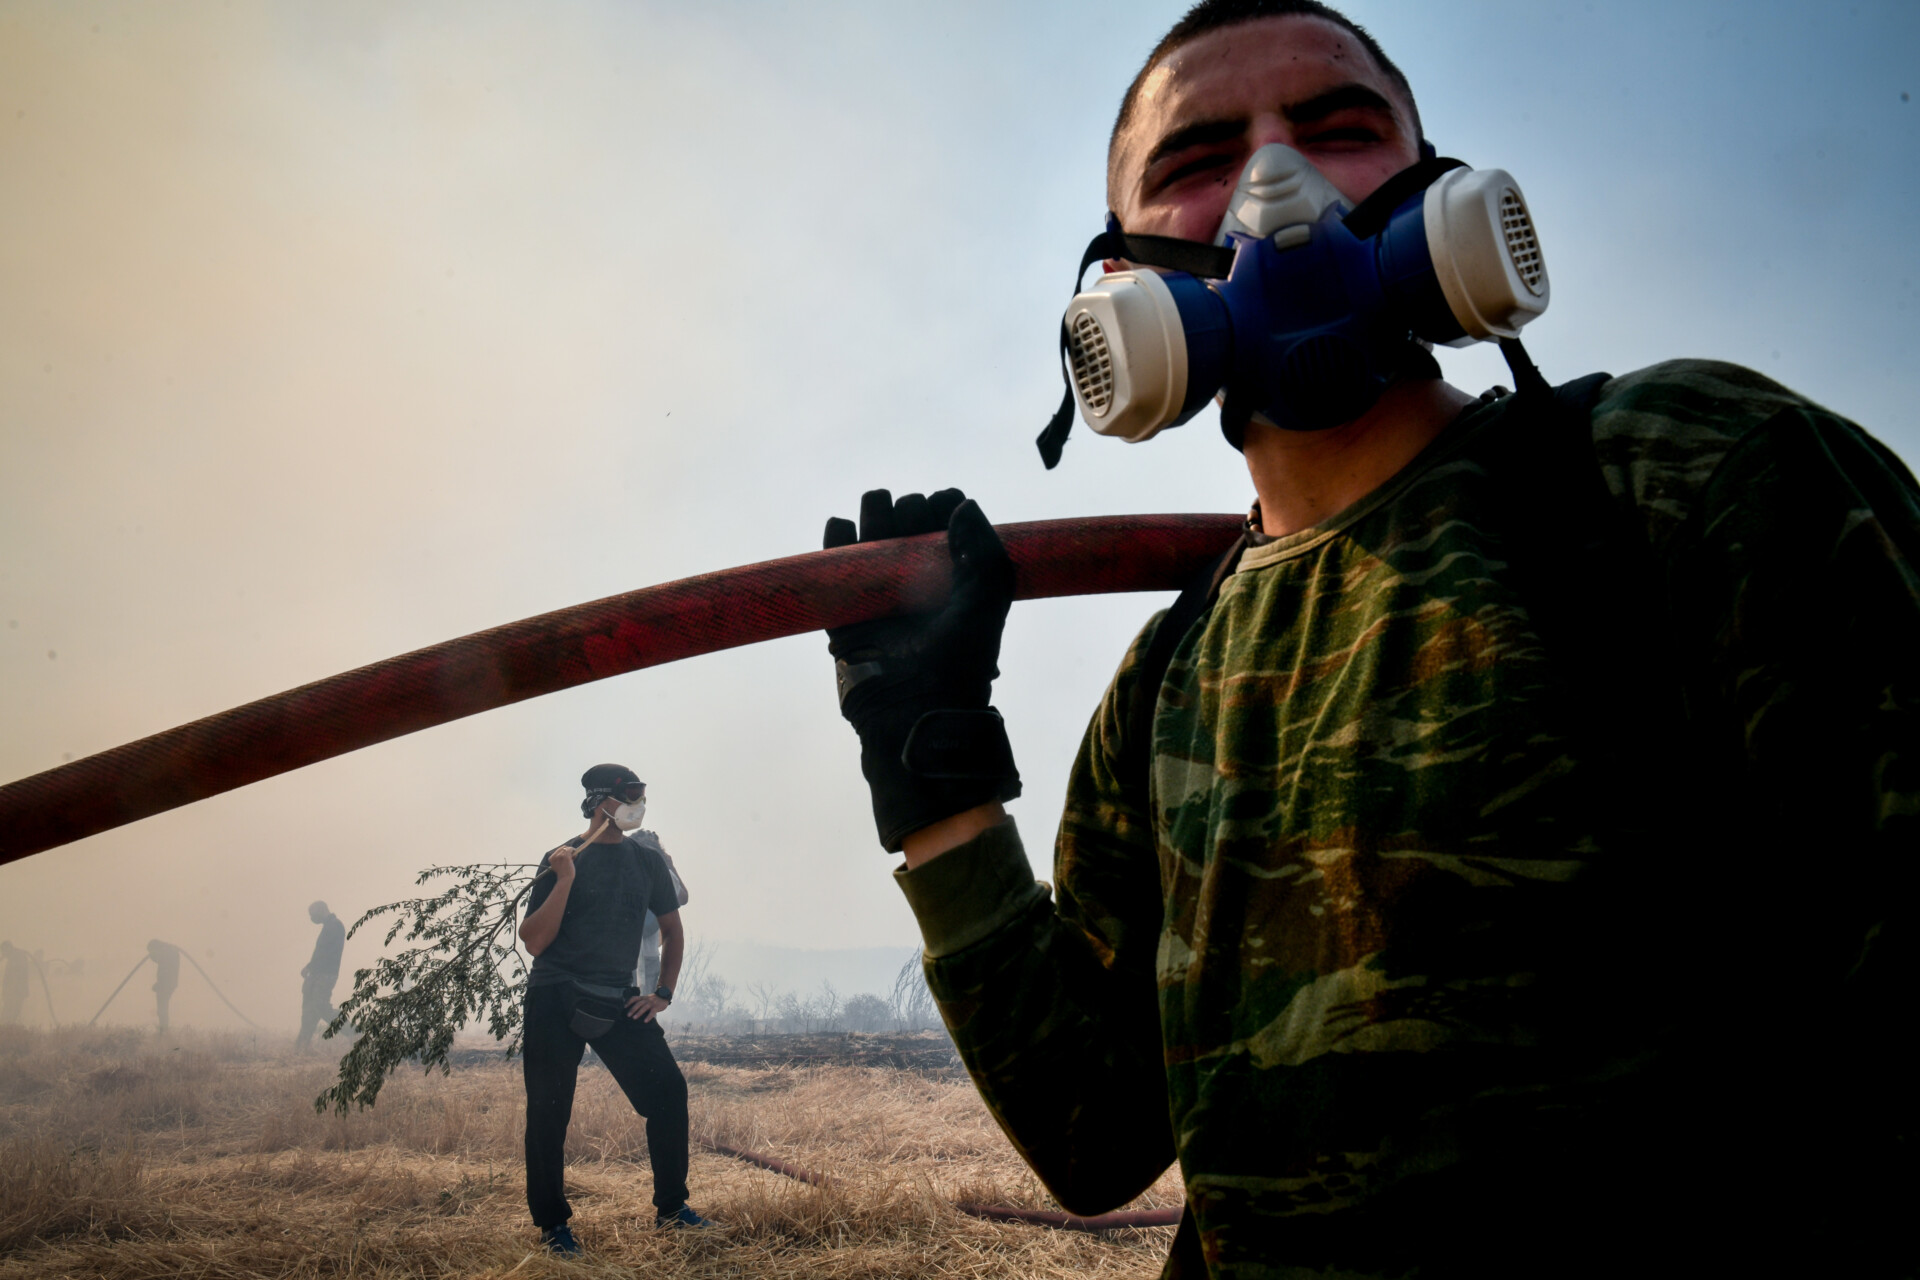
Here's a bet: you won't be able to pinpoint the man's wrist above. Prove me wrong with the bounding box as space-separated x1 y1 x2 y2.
901 802 1008 869
894 815 1044 959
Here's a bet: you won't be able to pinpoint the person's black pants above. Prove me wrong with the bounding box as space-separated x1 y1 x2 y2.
522 983 690 1227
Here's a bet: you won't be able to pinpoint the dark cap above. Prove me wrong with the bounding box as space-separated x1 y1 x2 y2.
581 764 642 792
580 763 644 817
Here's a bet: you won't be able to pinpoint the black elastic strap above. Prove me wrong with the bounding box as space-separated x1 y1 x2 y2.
1120 531 1248 793
1341 156 1468 240
1037 230 1239 469
1108 232 1238 280
1499 336 1553 400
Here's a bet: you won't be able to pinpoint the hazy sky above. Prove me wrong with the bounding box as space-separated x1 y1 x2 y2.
3 1 1916 1031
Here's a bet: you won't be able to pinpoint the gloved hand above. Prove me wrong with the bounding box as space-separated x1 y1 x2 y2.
824 488 1021 852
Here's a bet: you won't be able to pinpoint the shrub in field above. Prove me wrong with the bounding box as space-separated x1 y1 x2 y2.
843 993 891 1032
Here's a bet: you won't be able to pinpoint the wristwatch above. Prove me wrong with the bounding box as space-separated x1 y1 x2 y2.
653 985 673 1004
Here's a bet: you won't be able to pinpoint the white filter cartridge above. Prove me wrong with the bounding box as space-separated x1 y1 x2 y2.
1063 269 1191 443
1423 167 1550 343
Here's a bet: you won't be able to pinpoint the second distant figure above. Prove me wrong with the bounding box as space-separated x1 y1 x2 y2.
297 901 346 1050
147 939 180 1032
0 941 28 1025
637 847 690 996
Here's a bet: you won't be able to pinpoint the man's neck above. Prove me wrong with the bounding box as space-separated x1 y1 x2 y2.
1242 377 1475 538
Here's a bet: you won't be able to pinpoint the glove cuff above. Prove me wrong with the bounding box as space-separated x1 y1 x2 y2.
901 709 1019 780
859 707 1021 853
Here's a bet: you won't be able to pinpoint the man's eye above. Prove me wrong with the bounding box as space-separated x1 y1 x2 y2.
1298 127 1383 148
1157 153 1236 190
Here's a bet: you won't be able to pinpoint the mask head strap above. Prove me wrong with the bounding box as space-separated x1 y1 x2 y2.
1037 218 1239 469
1340 155 1467 239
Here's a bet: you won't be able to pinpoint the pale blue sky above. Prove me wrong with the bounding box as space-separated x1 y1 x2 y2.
2 1 1915 1026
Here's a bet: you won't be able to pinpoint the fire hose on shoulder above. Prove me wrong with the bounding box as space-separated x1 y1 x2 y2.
4 516 1226 1224
0 514 1241 863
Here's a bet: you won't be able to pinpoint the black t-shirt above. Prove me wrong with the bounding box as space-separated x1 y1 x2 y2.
524 832 680 990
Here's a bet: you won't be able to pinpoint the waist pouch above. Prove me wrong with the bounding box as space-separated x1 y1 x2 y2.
564 979 638 1040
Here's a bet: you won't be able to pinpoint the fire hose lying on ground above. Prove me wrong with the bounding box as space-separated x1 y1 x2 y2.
703 1140 1182 1232
86 945 257 1028
0 514 1241 863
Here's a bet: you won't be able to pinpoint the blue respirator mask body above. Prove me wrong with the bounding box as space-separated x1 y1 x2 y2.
1036 144 1549 467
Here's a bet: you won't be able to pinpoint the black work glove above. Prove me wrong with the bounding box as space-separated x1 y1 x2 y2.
824 488 1021 852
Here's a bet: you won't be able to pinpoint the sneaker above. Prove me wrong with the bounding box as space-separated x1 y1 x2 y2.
540 1224 581 1255
656 1203 715 1229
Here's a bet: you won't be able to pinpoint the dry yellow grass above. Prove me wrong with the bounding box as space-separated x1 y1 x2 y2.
0 1024 1179 1277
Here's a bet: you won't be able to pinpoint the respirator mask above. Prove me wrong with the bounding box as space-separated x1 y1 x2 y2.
1036 144 1550 467
610 797 647 831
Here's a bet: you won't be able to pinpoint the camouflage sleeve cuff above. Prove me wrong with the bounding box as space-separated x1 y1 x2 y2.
892 817 1048 959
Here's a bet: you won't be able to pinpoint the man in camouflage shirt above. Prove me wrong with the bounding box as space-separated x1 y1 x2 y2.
824 3 1912 1276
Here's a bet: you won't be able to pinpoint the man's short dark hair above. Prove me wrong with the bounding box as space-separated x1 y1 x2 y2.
1108 0 1422 204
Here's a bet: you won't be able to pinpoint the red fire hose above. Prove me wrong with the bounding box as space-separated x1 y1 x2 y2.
702 1139 1182 1232
0 514 1241 865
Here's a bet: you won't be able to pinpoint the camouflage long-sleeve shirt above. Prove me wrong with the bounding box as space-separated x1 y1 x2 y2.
896 361 1915 1278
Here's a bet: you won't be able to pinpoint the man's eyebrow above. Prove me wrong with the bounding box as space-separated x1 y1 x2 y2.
1283 83 1396 125
1141 117 1248 174
1138 84 1399 176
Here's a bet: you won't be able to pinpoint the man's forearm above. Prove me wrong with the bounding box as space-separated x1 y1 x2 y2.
896 818 1174 1214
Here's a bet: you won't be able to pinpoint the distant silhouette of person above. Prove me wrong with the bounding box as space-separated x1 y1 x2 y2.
297 901 346 1050
0 941 27 1025
147 939 180 1032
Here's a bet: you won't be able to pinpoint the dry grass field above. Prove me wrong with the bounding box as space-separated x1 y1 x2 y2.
0 1024 1180 1277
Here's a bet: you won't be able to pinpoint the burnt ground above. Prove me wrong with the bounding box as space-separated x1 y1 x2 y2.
671 1030 965 1076
445 1029 966 1077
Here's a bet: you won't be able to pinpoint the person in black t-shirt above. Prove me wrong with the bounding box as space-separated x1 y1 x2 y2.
517 763 713 1255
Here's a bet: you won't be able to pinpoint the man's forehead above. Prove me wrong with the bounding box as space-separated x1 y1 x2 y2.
1123 17 1400 155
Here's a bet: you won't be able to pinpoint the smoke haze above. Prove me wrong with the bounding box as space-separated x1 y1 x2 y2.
4 0 1916 1032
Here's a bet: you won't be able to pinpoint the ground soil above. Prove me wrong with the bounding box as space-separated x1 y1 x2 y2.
675 1030 967 1076
0 1025 1180 1278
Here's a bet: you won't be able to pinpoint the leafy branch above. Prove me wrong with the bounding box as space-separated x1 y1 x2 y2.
313 860 544 1114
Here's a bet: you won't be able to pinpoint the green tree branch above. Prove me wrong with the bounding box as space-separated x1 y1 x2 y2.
314 861 546 1114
